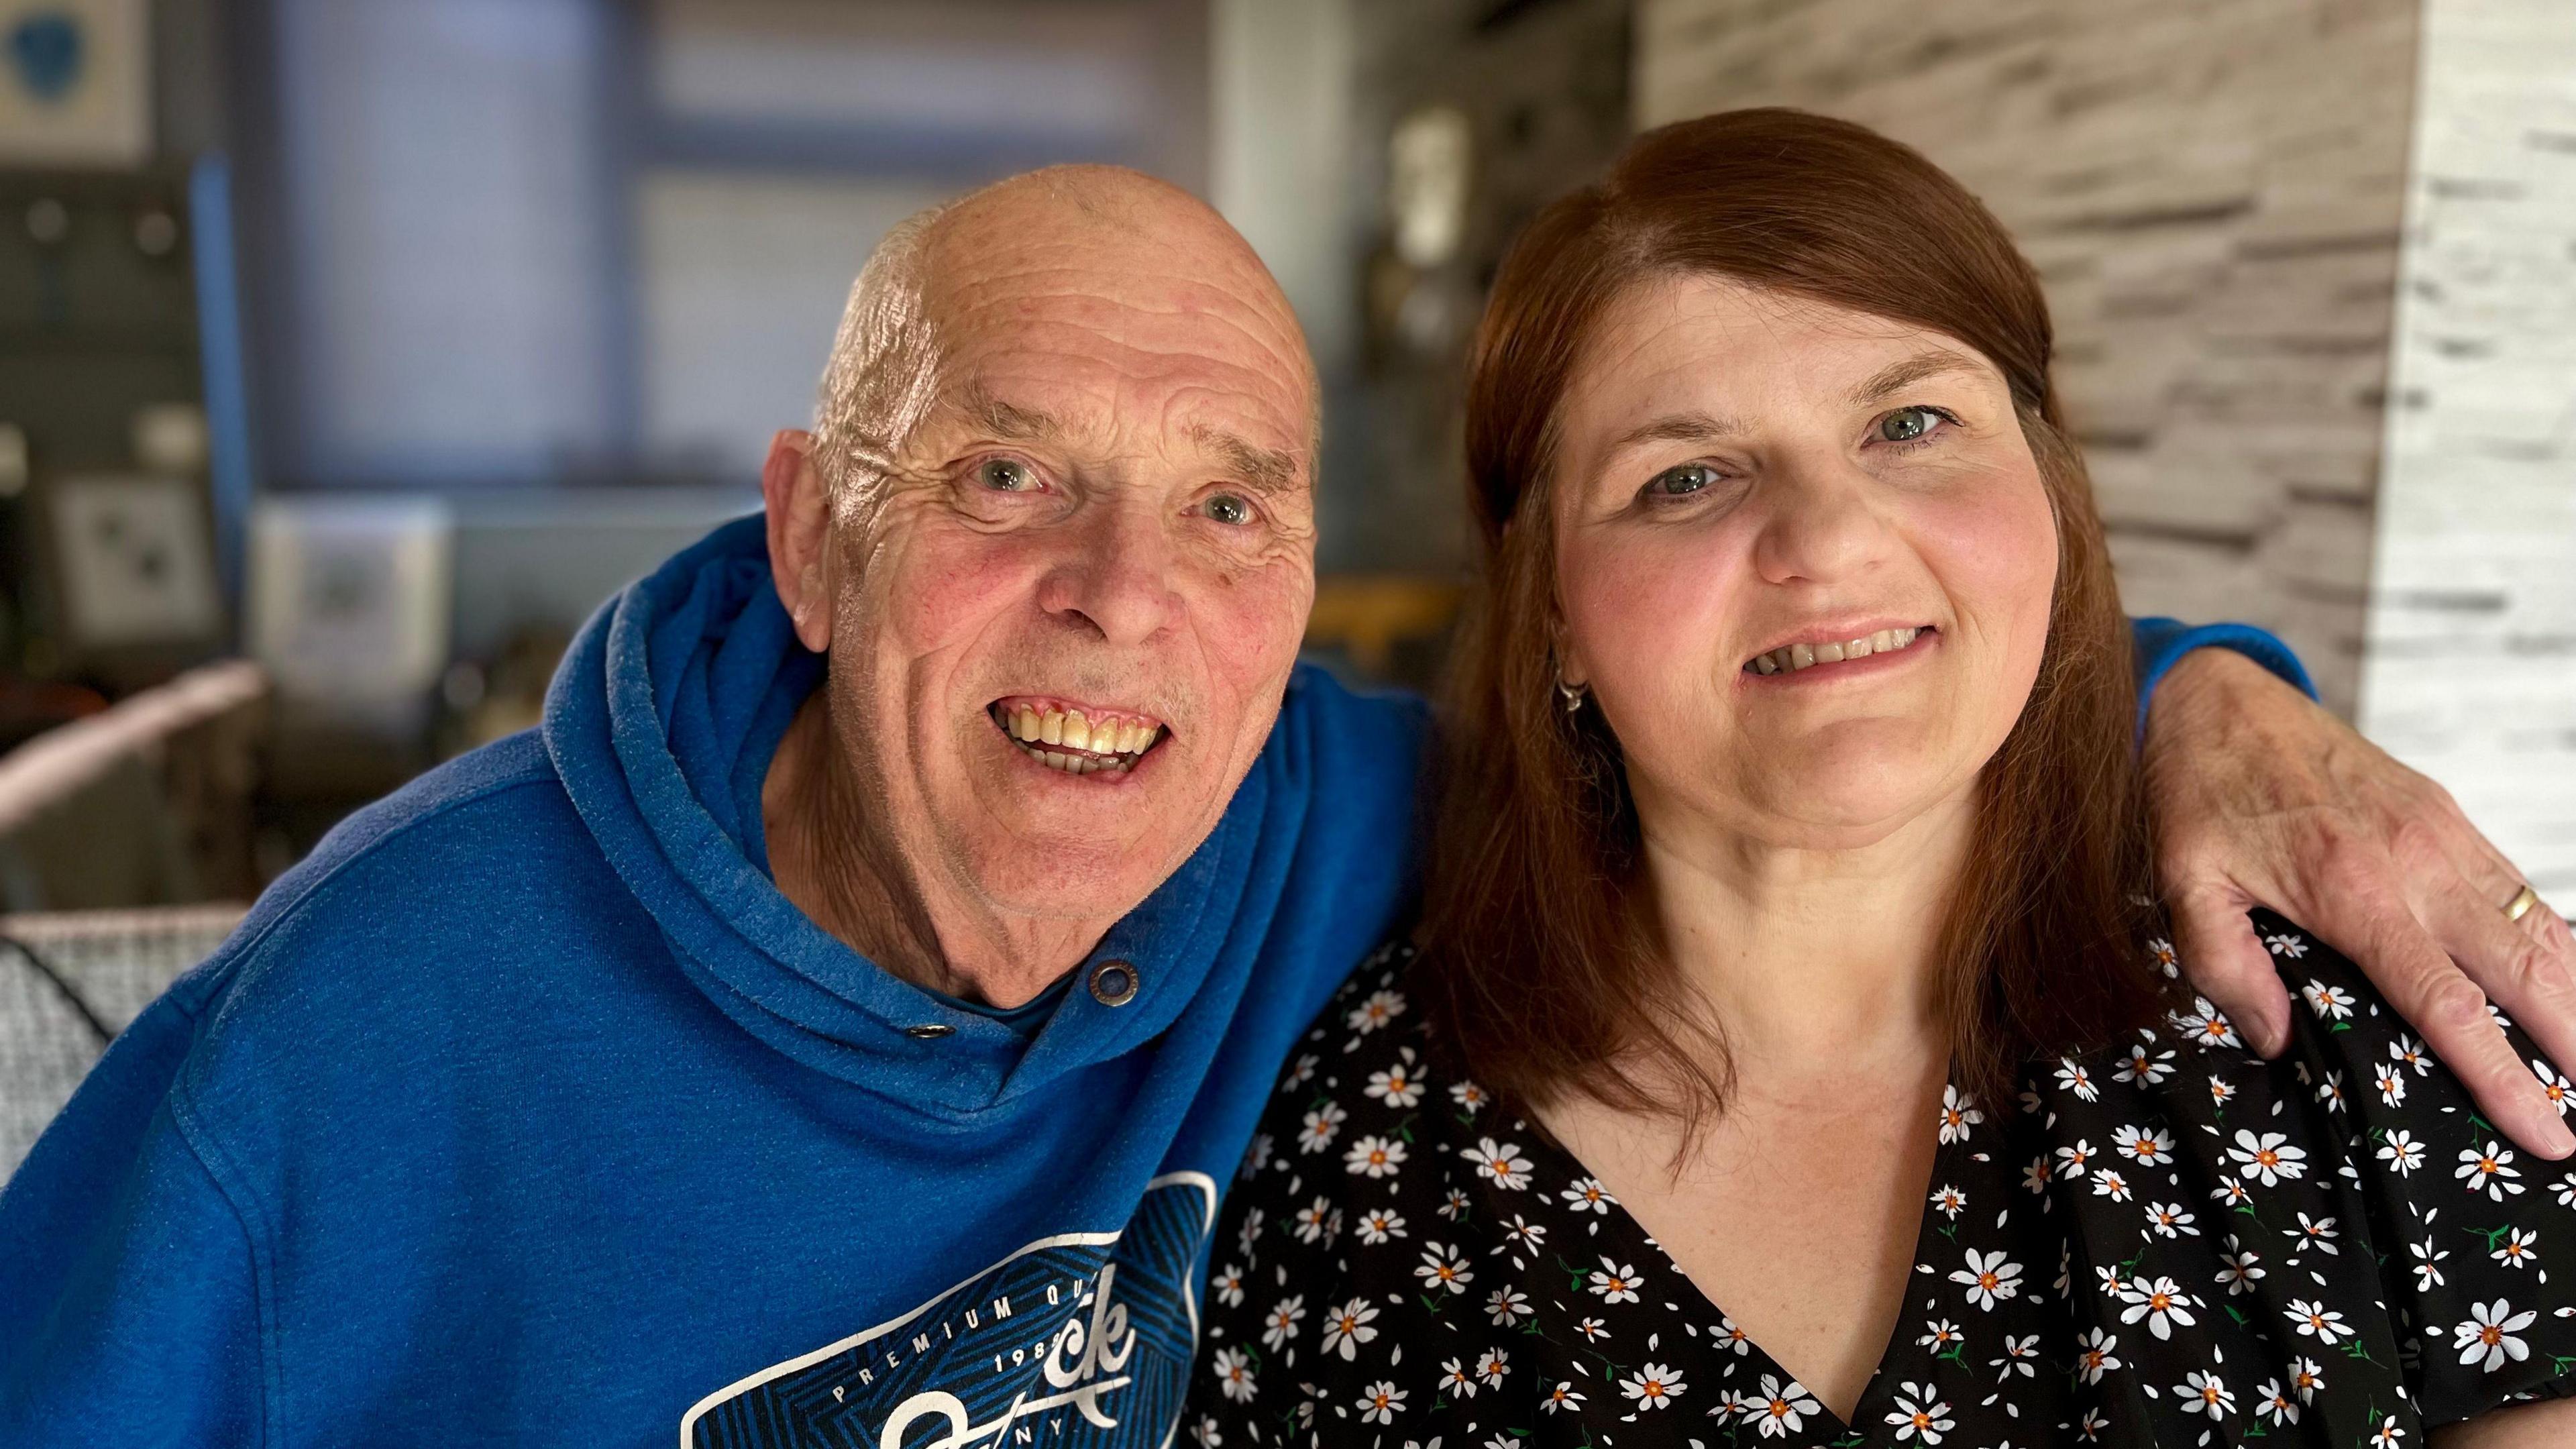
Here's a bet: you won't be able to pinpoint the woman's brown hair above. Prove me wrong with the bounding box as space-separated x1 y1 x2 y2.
1418 107 2167 1125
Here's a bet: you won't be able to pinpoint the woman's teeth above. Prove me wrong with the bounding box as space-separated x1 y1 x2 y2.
1746 627 1923 676
998 705 1164 775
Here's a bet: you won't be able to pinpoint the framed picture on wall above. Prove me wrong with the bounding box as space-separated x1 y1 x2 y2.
0 0 150 166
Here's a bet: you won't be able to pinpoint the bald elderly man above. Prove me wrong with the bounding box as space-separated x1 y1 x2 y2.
4 167 2569 1446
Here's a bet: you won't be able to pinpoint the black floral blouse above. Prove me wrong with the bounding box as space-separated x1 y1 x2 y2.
1185 914 2576 1447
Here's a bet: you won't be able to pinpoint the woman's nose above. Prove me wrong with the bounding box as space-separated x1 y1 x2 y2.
1033 496 1183 645
1750 462 1897 586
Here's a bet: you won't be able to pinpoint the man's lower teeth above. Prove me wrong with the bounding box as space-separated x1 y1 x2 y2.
1016 741 1129 775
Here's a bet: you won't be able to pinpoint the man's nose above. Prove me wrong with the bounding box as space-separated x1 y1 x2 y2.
1749 459 1898 586
1033 495 1183 645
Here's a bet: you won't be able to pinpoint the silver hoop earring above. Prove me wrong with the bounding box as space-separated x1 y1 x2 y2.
1556 678 1587 714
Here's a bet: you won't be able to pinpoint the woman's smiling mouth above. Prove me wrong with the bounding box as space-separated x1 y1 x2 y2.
988 696 1169 775
1743 625 1937 676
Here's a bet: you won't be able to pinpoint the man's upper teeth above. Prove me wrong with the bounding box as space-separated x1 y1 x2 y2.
1748 627 1920 676
1006 705 1162 757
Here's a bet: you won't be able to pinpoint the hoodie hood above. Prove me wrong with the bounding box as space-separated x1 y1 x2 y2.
542 514 1261 1118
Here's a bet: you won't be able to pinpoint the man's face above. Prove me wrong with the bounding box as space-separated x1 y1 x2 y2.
812 189 1318 928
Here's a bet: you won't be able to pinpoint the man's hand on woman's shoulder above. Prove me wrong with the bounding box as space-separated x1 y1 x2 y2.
2142 647 2576 1162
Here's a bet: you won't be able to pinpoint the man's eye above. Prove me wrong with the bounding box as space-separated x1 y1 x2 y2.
977 458 1038 492
1644 463 1717 498
1204 492 1255 527
1876 407 1948 444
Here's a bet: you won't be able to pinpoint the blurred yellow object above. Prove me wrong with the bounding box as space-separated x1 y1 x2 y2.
1304 576 1464 679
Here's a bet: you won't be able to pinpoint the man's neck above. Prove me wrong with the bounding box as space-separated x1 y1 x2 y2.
1634 788 1978 1078
761 693 1110 1008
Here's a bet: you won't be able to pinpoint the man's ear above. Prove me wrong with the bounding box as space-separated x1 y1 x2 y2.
762 430 835 653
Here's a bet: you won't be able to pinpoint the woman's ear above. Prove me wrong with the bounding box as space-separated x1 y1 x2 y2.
1551 613 1589 690
762 430 835 653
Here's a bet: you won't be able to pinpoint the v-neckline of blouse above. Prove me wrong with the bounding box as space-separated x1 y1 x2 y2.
1507 1079 1986 1441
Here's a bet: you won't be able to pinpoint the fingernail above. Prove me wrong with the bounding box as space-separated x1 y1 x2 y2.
2546 1119 2575 1160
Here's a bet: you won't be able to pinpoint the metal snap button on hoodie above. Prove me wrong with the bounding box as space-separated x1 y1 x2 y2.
1088 959 1140 1006
902 1024 954 1040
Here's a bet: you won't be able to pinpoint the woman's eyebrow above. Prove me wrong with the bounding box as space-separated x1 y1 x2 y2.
1605 410 1750 453
1848 350 1988 407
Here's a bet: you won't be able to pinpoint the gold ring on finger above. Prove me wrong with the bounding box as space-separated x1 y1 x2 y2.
2506 883 2542 922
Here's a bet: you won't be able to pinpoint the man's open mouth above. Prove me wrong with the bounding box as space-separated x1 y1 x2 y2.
987 696 1169 775
1743 625 1935 676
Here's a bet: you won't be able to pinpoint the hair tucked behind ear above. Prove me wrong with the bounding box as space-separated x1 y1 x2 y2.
1417 108 2167 1129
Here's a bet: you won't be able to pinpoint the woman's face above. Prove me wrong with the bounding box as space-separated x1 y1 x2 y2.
1551 275 2058 853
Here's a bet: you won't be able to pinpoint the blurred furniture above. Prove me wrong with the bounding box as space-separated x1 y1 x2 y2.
0 657 264 910
1303 574 1464 689
0 901 244 1175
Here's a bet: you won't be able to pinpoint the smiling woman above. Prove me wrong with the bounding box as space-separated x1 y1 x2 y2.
1185 109 2576 1448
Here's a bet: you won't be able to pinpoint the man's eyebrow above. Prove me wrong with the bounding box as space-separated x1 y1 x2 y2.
962 385 1061 441
1604 411 1752 455
1191 425 1302 494
1848 350 1989 407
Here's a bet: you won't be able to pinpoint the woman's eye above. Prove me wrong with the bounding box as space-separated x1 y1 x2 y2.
1203 492 1256 527
1876 407 1947 444
1644 463 1717 498
976 458 1038 492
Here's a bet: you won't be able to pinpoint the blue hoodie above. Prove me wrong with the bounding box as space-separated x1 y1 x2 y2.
0 517 1428 1446
0 516 2308 1447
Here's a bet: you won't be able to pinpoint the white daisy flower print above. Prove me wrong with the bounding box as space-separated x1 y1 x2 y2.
2288 1212 2339 1256
2114 1042 2175 1086
1949 1248 2023 1310
2173 996 2239 1049
2284 1298 2355 1344
2211 1174 2252 1207
1559 1175 1615 1214
2301 979 2353 1020
2457 1140 2525 1200
1929 1183 1967 1219
1343 1134 1406 1178
2379 1130 2426 1176
1991 1334 2040 1380
1258 1295 1305 1350
2074 1328 2121 1383
2113 1125 2175 1165
1485 1286 1532 1326
1746 1375 1819 1438
2391 1032 2432 1075
1588 1256 1646 1303
2053 1057 2100 1102
1572 1316 1609 1343
1319 1297 1379 1359
1884 1382 1954 1442
1280 1053 1317 1090
2375 1063 2409 1107
2118 1276 2197 1339
1188 1413 1220 1447
2413 1237 2451 1290
1295 1102 1346 1154
2144 1201 2198 1238
1715 1315 1752 1354
2536 1059 2573 1116
2090 1169 2132 1202
1210 1346 1255 1403
2454 1299 2538 1372
1461 1136 1532 1190
1232 1208 1264 1258
2148 936 2180 977
1540 1381 1584 1414
2216 1239 2264 1295
1240 1132 1273 1179
1438 1186 1470 1219
1474 1347 1509 1389
1344 988 1405 1034
1617 1362 1683 1409
2178 1369 2233 1419
1436 1357 1476 1399
1354 1207 1407 1244
2372 1422 2407 1447
1446 1079 1488 1114
1362 1061 1424 1108
2559 1173 2576 1210
2229 1128 2308 1185
2493 1228 2540 1270
2290 1356 2325 1402
2265 932 2310 959
2208 1074 2238 1107
2055 1140 2096 1178
1497 1213 1546 1253
2253 1377 2298 1426
1917 1318 1964 1352
1211 1263 1246 1307
1937 1085 1984 1143
1356 1381 1405 1424
1414 1242 1473 1293
1292 1196 1332 1243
